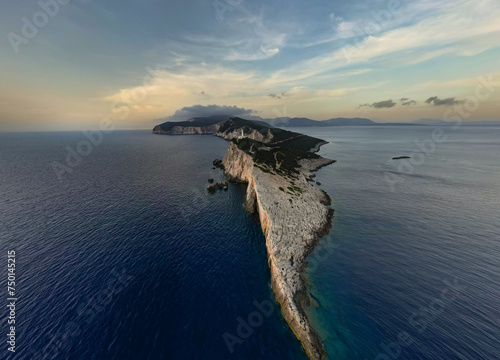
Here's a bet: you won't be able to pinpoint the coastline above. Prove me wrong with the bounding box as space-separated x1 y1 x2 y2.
223 142 334 360
153 117 336 359
309 141 329 154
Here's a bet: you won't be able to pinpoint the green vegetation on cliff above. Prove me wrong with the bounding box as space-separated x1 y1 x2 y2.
154 116 328 177
231 136 321 177
155 116 227 132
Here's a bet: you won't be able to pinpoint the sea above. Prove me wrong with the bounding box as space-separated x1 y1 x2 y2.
0 126 499 360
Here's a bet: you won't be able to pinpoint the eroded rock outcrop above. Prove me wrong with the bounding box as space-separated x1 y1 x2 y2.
153 116 336 359
207 181 228 193
213 159 225 170
152 123 223 135
223 142 334 360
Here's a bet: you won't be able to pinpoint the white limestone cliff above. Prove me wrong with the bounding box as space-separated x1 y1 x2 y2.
223 142 335 360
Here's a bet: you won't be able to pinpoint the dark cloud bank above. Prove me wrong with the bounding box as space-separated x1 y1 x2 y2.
359 99 397 109
162 104 254 121
359 96 467 109
425 96 466 106
358 97 418 109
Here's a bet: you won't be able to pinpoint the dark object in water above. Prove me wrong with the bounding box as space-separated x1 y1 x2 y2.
392 156 411 160
207 181 228 194
213 159 225 169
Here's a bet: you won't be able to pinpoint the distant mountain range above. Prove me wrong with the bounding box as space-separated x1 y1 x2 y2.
250 116 376 127
412 118 500 126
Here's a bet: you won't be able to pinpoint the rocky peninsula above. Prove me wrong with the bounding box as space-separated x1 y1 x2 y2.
153 116 336 360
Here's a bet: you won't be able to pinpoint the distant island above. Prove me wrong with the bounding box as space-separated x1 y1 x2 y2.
154 115 500 129
259 117 376 127
245 116 421 127
258 117 500 127
153 116 336 360
153 115 380 130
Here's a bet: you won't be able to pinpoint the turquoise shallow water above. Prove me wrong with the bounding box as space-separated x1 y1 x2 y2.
299 126 500 360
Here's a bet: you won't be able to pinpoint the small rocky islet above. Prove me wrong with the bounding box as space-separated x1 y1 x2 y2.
207 180 228 193
392 155 411 160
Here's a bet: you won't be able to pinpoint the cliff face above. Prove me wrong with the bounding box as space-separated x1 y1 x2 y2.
152 123 223 135
223 142 334 360
215 127 274 143
152 120 272 141
152 116 335 359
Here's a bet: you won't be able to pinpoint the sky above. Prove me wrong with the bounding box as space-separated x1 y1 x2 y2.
1 0 499 131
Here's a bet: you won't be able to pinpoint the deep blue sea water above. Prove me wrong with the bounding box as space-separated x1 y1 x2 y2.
299 126 500 360
1 127 499 360
0 131 307 360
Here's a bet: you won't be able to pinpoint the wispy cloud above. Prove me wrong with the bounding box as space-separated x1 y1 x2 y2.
400 98 417 106
269 0 500 84
267 91 290 99
3 0 500 131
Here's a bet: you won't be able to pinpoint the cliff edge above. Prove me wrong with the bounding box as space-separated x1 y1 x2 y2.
223 141 333 360
153 117 336 359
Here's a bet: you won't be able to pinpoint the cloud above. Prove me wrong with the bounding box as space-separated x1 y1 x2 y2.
267 91 290 99
161 104 255 121
222 12 286 61
100 1 500 123
359 99 397 109
150 10 287 64
400 97 417 106
373 100 397 108
360 97 417 109
269 0 500 84
260 46 280 57
328 12 343 24
425 96 465 106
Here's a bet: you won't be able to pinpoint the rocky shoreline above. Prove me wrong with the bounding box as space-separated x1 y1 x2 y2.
153 117 336 359
223 142 334 360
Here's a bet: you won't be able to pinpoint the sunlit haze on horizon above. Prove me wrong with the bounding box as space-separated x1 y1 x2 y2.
1 0 499 131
